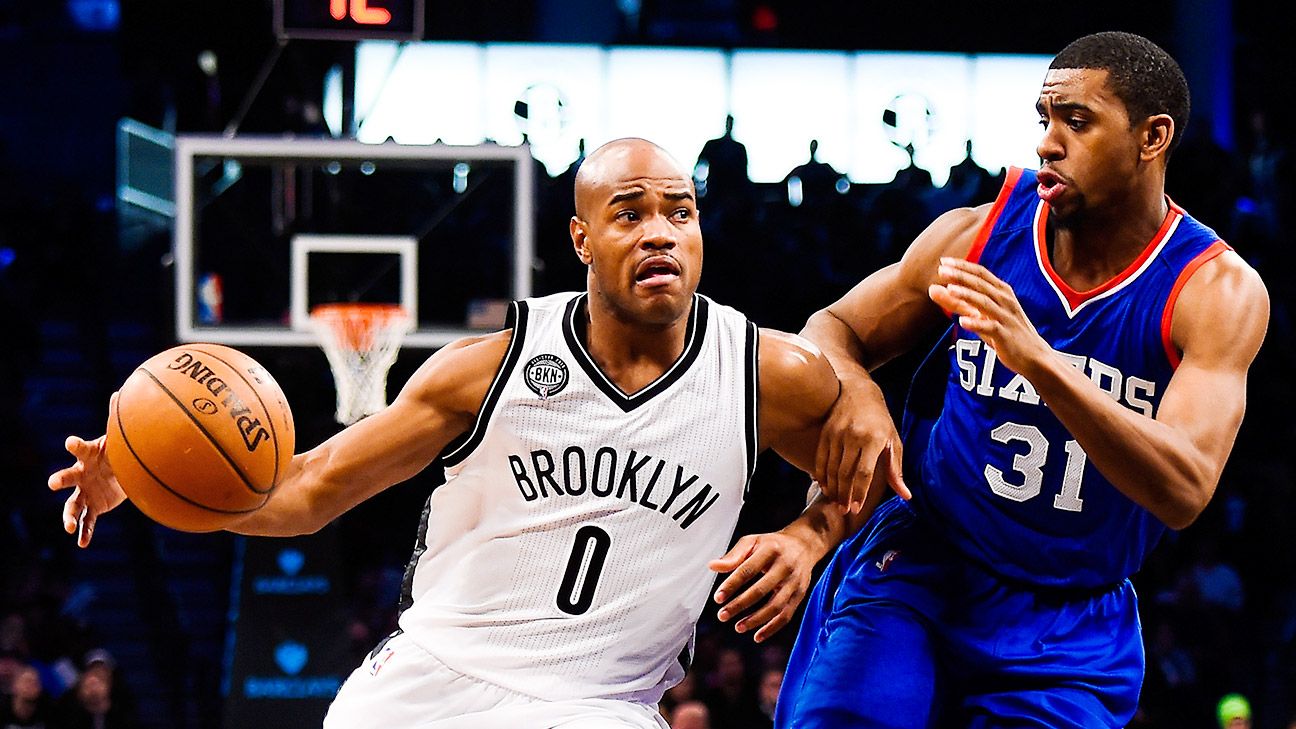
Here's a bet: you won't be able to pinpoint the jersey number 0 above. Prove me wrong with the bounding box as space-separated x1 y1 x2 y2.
557 525 611 615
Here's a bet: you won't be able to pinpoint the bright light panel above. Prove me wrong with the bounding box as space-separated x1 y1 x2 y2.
342 42 1052 184
730 50 853 183
603 47 728 171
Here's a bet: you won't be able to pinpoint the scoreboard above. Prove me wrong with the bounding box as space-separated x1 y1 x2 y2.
273 0 424 41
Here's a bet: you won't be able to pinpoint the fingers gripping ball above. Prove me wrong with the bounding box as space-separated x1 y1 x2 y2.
105 344 294 532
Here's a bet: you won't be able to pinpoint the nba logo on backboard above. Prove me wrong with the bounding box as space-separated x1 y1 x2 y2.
524 354 569 400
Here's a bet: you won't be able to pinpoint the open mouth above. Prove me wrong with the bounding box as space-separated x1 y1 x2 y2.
634 256 681 287
1036 168 1069 203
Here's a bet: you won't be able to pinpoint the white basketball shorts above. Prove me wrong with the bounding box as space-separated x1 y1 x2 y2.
323 632 669 729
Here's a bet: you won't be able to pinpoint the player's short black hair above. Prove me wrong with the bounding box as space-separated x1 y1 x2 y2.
1050 31 1190 157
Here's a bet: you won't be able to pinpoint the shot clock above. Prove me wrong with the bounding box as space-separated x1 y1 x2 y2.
273 0 424 40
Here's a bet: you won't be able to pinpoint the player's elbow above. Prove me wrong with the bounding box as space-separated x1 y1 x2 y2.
1157 478 1216 531
800 308 839 340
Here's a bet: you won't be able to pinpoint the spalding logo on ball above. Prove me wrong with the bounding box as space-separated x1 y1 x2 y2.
105 344 295 532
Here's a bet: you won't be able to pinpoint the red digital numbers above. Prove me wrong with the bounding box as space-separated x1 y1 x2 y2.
328 0 391 25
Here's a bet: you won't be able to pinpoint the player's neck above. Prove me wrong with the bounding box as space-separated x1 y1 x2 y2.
580 295 692 395
1048 189 1169 291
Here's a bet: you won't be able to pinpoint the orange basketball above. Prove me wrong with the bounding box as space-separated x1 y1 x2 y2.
104 344 295 532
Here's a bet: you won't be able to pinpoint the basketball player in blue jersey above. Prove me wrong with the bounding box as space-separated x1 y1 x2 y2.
773 32 1271 728
49 138 870 728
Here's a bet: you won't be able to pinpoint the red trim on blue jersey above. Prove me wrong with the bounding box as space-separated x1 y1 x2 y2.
941 167 1023 320
1035 198 1179 311
966 166 1022 265
1161 240 1232 368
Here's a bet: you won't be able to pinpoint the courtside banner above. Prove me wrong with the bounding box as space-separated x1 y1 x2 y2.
223 529 353 727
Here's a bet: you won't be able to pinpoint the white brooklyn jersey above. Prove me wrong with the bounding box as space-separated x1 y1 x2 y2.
397 292 758 704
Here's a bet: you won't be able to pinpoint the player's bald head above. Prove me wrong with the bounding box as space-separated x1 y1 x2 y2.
573 138 694 220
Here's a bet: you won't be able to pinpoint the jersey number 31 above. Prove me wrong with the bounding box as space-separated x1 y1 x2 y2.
985 422 1088 512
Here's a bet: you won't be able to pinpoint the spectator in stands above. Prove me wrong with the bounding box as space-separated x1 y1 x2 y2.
697 115 750 200
0 663 52 729
944 140 997 207
53 649 135 729
890 142 933 191
1139 620 1202 727
702 647 761 729
1186 539 1246 613
784 139 844 206
670 700 711 729
754 666 782 728
1243 109 1290 239
1217 693 1251 729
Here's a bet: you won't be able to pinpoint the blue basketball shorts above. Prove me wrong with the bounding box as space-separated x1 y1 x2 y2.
776 498 1144 728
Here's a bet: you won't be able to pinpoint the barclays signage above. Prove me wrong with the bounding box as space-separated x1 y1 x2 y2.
243 641 343 699
225 532 353 729
252 548 330 595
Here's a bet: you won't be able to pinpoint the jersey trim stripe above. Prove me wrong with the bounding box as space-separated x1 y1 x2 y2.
967 166 1023 265
1032 200 1181 317
1160 240 1232 368
743 320 759 489
441 300 530 467
676 638 694 675
562 294 711 412
397 496 433 614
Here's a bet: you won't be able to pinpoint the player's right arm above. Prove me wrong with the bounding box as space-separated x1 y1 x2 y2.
49 331 510 545
229 332 509 537
802 205 988 510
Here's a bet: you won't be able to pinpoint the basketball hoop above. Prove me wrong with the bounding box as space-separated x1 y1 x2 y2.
309 303 413 425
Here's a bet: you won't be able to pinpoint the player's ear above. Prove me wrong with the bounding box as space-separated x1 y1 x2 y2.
1140 114 1174 163
570 217 593 265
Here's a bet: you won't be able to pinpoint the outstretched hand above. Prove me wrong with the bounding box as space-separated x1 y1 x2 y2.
47 397 127 548
708 531 819 643
812 381 909 513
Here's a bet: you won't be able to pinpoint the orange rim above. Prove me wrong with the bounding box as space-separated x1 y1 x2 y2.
310 303 409 352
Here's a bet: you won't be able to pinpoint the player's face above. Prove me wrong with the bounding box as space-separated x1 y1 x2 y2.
1034 68 1144 221
574 148 702 325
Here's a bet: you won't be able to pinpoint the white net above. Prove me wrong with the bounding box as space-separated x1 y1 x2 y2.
309 304 413 425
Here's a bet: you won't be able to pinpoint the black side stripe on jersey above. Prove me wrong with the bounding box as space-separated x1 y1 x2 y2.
676 634 694 674
440 300 530 467
562 293 710 413
396 495 433 616
744 319 759 491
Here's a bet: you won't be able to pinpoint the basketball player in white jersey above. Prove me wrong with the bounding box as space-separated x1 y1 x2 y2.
49 138 882 728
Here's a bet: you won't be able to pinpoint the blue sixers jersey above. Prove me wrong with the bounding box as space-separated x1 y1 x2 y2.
910 167 1229 589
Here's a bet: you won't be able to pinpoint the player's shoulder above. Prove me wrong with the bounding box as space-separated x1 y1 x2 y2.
1187 248 1269 316
757 328 824 364
1179 246 1268 309
1171 247 1269 357
756 328 838 402
1197 246 1264 284
441 328 515 357
401 329 515 412
903 204 993 265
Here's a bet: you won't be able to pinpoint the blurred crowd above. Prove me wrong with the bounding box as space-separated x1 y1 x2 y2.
3 107 1295 728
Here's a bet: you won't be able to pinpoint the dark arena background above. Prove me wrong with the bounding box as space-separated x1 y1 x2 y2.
2 1 1294 727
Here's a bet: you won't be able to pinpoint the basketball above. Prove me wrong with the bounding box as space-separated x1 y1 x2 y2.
104 344 295 532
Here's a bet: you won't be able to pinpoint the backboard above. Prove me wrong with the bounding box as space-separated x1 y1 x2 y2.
174 136 534 348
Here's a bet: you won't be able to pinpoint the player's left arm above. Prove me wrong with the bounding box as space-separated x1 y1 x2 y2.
932 251 1269 529
708 328 878 642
